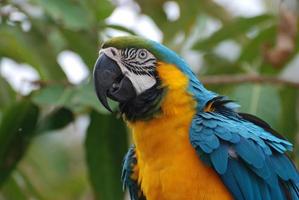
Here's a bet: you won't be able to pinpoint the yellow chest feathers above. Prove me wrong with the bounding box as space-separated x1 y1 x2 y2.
128 63 232 200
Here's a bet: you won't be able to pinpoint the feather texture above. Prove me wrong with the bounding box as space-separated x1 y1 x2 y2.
122 146 145 200
190 109 299 200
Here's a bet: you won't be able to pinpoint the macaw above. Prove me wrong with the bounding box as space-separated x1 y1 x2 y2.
93 36 299 200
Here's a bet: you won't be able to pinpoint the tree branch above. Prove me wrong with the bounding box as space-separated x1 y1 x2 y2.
200 74 299 88
30 80 72 87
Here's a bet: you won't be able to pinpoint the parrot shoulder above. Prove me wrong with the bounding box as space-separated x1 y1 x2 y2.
122 145 146 200
190 96 299 200
203 96 288 141
238 112 288 141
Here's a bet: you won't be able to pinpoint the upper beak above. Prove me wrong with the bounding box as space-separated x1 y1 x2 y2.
93 53 136 112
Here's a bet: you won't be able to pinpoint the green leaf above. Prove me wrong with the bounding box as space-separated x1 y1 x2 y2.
0 175 28 200
84 0 114 21
32 84 73 107
85 111 128 200
198 1 232 23
36 107 74 134
238 25 276 63
35 0 93 30
0 25 66 80
0 76 15 109
278 88 298 144
32 83 109 114
193 15 274 51
69 82 112 114
0 100 39 186
47 28 68 54
201 53 242 75
60 29 98 70
1 170 44 200
230 84 281 129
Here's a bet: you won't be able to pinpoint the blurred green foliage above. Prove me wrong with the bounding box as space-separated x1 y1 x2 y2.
0 0 298 199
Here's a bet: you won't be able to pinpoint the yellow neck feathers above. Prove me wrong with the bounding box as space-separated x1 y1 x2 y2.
128 62 196 162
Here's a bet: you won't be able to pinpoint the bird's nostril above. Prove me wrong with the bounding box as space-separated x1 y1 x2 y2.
110 74 124 93
112 83 118 89
111 83 120 93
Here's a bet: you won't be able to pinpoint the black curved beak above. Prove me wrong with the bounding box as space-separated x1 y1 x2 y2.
93 53 136 112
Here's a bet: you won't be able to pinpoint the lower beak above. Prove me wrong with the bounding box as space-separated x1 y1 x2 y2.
93 54 136 112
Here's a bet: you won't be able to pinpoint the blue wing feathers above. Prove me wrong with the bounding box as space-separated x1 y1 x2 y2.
214 126 233 140
221 164 245 200
229 159 255 200
190 111 299 200
234 138 264 168
210 143 228 174
289 182 299 199
257 178 272 200
202 119 218 128
271 154 299 181
122 146 145 200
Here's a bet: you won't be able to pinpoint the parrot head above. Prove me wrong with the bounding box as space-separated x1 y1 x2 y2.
94 36 214 121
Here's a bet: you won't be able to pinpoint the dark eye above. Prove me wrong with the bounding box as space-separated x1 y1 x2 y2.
138 49 147 59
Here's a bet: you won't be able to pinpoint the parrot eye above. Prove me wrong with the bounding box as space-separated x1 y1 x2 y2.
138 49 148 59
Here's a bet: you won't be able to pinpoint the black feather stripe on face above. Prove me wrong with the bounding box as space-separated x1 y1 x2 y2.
122 61 156 76
120 48 156 77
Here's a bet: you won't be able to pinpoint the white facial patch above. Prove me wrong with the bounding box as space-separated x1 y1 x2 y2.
99 47 157 95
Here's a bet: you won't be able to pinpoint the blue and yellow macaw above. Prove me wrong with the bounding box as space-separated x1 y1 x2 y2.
93 36 299 200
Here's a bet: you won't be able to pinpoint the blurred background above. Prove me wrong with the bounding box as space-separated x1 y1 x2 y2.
0 0 299 199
